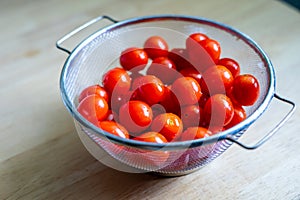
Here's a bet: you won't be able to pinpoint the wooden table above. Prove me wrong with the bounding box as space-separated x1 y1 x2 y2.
1 0 299 199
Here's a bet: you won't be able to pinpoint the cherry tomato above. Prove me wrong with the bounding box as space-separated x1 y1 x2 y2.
200 39 221 63
180 127 212 141
168 48 193 71
102 67 131 95
218 57 240 78
225 104 247 129
151 113 183 142
77 95 109 125
133 131 167 143
204 94 234 127
187 48 215 72
201 65 234 95
180 105 204 129
78 84 109 103
132 75 165 106
98 121 129 139
179 67 203 85
120 47 148 71
171 77 202 106
147 57 179 84
232 74 260 106
185 33 209 50
119 100 153 134
144 36 169 59
159 85 180 115
226 86 241 106
186 33 215 72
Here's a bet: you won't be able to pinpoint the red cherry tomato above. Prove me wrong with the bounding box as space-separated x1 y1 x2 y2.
98 121 129 139
186 33 215 72
232 74 260 106
200 39 221 63
201 65 234 95
151 113 183 142
147 57 179 84
218 57 240 78
120 47 148 71
187 47 215 72
226 86 241 106
180 127 212 141
179 67 203 85
225 105 247 129
168 48 193 71
102 67 131 95
132 75 165 106
159 85 180 115
186 33 209 50
171 77 202 106
78 84 109 103
119 100 153 134
144 36 169 59
133 131 168 143
77 95 109 125
180 105 204 129
204 94 234 127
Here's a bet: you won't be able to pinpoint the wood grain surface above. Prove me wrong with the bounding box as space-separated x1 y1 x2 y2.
1 0 299 199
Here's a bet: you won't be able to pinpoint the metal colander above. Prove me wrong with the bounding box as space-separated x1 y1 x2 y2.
57 15 295 176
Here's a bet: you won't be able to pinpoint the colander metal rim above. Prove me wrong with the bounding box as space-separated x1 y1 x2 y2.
60 14 275 150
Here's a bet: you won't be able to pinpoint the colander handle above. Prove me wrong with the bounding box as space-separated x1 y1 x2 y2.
225 93 296 150
56 15 118 54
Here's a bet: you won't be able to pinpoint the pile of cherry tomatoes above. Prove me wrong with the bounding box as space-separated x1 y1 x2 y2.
77 33 260 145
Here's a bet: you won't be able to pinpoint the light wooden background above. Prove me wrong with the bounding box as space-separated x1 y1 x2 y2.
1 0 299 199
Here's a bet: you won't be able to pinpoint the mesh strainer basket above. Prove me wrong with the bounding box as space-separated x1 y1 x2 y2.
57 15 295 176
